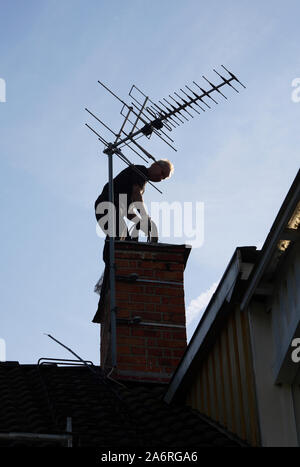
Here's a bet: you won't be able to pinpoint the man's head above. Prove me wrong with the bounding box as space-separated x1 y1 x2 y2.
148 159 174 182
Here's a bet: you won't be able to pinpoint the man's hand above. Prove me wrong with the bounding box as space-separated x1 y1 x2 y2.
139 215 152 236
131 184 148 218
129 184 153 238
149 219 158 242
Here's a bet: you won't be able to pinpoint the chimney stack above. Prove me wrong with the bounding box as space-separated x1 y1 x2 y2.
93 241 191 383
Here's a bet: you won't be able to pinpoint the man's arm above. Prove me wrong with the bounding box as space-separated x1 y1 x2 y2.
128 184 149 228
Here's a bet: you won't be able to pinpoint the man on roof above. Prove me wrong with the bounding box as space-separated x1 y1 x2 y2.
95 159 174 241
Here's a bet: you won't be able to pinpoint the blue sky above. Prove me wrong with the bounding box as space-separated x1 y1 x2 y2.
1 0 299 363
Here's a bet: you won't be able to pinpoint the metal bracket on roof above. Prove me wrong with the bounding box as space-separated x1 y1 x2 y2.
115 273 183 286
116 316 142 326
116 316 185 329
37 358 94 367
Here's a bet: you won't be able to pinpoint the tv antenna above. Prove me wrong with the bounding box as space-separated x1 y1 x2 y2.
85 65 245 369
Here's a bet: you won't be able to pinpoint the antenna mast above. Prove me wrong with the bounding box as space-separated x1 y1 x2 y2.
85 65 245 369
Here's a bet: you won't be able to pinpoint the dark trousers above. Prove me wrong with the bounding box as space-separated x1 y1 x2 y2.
96 207 131 263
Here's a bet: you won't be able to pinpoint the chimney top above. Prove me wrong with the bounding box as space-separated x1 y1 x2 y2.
93 241 191 324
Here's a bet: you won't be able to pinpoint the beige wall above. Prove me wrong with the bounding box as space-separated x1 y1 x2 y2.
248 300 298 446
185 305 260 446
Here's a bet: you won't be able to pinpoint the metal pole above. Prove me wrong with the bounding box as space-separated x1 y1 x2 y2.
108 150 117 369
66 417 73 448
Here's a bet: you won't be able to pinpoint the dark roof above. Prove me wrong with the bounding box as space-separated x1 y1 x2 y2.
0 362 244 447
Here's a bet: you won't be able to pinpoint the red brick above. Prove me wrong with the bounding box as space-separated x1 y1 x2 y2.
156 287 183 297
163 313 185 324
116 291 130 301
156 304 184 314
115 268 136 276
117 363 148 372
138 269 154 278
158 358 172 366
171 329 186 340
157 339 187 348
156 253 182 261
169 263 184 271
131 346 146 355
171 358 182 366
120 302 144 311
164 367 177 374
161 296 184 305
172 349 185 358
138 252 156 260
155 339 170 348
138 260 165 270
146 357 159 367
118 355 146 365
161 331 173 340
116 327 130 336
146 367 163 374
149 295 162 303
155 270 182 281
147 348 163 356
116 283 143 293
116 308 131 318
129 293 161 304
116 259 129 268
117 336 145 346
114 251 128 259
117 345 131 354
140 312 162 321
147 338 158 347
144 286 156 294
132 328 161 338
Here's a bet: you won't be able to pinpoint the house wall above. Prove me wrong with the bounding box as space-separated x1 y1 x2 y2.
291 365 300 443
248 300 298 446
185 305 260 446
271 241 300 383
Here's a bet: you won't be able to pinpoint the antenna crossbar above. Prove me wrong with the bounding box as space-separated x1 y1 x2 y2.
110 68 245 148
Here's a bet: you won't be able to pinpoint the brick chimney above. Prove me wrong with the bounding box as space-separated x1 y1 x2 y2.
93 241 191 383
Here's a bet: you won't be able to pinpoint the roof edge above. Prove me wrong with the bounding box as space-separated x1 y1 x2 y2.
241 169 300 310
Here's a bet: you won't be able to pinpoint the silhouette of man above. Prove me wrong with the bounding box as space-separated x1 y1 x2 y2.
95 159 174 245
